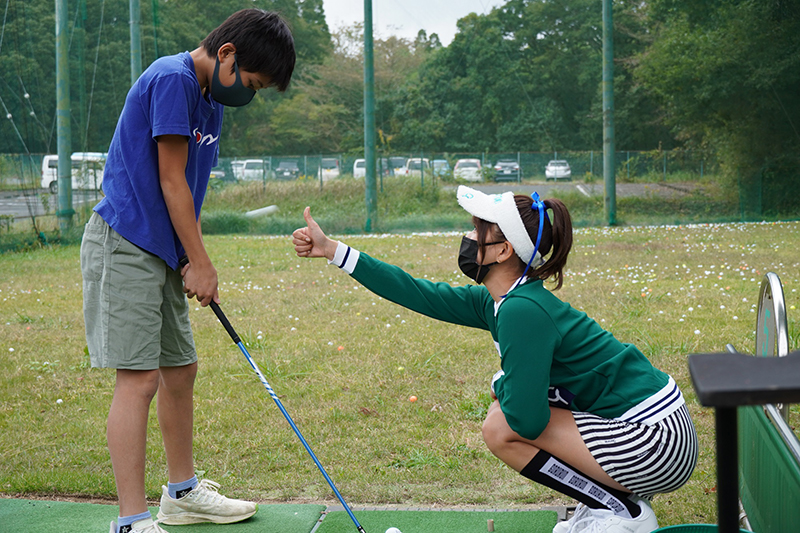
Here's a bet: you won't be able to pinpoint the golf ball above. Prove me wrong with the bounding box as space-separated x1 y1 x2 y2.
56 399 63 404
408 396 417 402
385 528 403 533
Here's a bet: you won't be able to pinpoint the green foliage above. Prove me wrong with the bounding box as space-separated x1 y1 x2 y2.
3 0 798 191
200 178 465 235
0 0 332 155
201 211 251 234
379 0 672 153
635 0 800 204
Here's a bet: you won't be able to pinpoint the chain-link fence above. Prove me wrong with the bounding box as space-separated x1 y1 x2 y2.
2 148 797 243
204 149 712 184
0 149 714 190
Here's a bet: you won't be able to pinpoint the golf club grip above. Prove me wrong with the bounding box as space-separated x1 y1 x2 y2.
210 301 241 344
178 256 241 344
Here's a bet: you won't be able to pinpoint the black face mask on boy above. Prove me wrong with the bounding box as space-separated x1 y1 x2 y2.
458 236 504 284
210 53 256 107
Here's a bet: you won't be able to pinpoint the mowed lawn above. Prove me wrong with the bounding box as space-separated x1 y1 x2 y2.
2 221 799 527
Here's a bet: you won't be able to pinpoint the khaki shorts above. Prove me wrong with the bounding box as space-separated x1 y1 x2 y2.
81 212 197 370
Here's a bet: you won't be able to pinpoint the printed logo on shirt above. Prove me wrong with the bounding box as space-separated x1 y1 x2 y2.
193 127 219 147
548 386 576 408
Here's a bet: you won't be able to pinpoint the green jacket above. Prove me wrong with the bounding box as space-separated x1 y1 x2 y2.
338 246 678 440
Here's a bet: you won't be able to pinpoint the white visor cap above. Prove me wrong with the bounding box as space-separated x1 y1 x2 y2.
456 185 542 266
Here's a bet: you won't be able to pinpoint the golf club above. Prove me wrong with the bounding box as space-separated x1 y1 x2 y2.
180 257 366 533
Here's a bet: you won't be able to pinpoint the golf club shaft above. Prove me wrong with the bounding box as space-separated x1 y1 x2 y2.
210 301 365 533
178 259 364 531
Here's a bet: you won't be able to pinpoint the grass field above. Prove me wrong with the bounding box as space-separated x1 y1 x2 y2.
2 216 800 528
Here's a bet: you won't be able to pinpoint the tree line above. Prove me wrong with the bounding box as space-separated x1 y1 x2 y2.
1 0 798 194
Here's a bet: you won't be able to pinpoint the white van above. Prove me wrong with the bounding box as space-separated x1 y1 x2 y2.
41 152 106 194
400 158 430 178
318 158 340 181
353 159 366 178
231 159 268 181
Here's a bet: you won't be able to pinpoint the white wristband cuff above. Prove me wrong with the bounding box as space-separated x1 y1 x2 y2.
328 241 360 274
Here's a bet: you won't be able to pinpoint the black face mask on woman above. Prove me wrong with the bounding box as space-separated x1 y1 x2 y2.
458 236 504 284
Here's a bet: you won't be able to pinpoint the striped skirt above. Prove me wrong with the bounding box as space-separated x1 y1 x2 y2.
573 404 699 497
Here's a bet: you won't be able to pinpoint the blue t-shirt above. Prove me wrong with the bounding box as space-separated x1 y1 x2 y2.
95 51 224 270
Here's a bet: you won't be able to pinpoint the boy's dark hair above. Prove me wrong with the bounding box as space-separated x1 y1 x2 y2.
473 196 573 290
201 9 296 92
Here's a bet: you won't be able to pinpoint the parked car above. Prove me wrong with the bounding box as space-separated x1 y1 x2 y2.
353 159 366 178
432 159 451 177
209 168 227 180
401 158 430 178
453 159 483 182
231 159 268 181
493 159 521 182
389 156 407 176
353 158 393 178
275 160 300 180
377 157 393 177
545 160 571 181
318 158 340 181
41 152 106 194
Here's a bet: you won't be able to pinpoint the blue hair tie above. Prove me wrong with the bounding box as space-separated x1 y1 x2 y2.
515 192 546 286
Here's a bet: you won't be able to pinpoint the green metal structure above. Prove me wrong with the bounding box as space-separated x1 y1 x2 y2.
55 0 74 230
739 272 800 532
738 405 800 532
602 0 616 226
129 0 142 84
363 0 377 231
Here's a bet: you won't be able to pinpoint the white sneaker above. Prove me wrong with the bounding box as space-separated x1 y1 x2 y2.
109 517 169 533
572 498 659 533
157 479 258 525
554 504 591 533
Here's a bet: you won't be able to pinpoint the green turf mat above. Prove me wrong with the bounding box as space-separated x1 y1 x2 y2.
315 509 559 533
0 499 325 533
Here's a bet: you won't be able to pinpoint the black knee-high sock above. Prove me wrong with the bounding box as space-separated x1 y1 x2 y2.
519 451 640 519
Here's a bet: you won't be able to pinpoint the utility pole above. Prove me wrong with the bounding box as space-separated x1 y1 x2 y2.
363 0 377 232
55 0 74 231
602 0 616 226
77 0 87 149
151 0 160 60
130 0 142 84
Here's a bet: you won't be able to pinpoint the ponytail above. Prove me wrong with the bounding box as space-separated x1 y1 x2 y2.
514 195 573 290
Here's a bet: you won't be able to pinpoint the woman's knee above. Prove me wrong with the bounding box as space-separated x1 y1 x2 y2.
482 403 516 453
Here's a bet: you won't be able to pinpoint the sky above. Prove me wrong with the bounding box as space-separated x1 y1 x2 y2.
321 0 503 46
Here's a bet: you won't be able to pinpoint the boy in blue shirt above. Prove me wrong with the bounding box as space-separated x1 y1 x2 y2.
80 9 295 533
